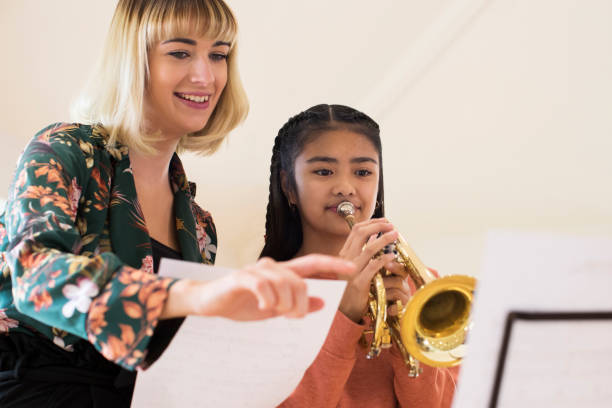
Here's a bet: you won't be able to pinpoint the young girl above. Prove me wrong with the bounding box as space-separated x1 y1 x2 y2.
261 104 458 407
0 3 353 406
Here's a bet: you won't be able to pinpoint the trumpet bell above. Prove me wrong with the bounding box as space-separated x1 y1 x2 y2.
400 274 476 367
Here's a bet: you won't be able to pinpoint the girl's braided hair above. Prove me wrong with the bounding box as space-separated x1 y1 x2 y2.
260 104 385 261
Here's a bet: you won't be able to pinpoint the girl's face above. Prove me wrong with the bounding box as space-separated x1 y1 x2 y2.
288 129 380 237
145 33 230 140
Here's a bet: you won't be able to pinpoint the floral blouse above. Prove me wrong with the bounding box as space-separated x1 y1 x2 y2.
0 123 217 370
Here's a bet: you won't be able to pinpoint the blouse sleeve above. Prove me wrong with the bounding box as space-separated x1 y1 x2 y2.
278 310 366 408
3 124 177 370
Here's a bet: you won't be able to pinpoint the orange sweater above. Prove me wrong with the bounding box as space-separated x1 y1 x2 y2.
278 311 458 408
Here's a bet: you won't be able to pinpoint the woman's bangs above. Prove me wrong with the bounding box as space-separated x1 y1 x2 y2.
146 0 237 47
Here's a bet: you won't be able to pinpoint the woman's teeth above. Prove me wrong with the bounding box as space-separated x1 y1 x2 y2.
177 93 210 103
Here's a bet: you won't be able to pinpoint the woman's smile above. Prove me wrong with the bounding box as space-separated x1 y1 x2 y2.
174 92 212 110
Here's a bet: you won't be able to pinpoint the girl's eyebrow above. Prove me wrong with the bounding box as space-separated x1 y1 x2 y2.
351 157 378 164
306 156 337 164
161 38 231 47
305 156 378 165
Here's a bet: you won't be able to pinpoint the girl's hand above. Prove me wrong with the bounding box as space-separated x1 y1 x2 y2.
161 254 355 321
383 274 412 317
337 218 401 322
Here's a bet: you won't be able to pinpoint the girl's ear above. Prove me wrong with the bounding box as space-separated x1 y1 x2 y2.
280 170 297 205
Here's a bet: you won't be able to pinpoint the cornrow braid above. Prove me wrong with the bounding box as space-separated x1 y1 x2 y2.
260 104 385 261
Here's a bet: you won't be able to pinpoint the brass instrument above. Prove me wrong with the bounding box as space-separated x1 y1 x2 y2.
336 201 476 375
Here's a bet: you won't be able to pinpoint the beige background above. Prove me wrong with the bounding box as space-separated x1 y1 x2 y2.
1 0 610 277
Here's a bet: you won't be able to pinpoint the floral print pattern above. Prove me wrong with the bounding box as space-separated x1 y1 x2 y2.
0 123 217 370
0 309 18 333
61 278 99 318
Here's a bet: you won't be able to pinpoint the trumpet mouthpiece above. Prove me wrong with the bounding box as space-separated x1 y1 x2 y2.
337 201 355 217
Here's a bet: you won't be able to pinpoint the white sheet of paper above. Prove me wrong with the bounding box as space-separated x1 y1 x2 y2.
131 258 347 408
497 319 612 407
453 231 612 408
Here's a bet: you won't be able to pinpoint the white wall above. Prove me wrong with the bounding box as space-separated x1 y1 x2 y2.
1 0 610 277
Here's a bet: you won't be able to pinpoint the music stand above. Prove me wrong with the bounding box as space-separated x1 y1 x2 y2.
452 231 612 408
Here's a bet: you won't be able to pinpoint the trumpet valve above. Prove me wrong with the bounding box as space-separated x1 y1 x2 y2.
381 327 392 349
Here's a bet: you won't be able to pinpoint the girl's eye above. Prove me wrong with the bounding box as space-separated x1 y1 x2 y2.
169 51 190 59
314 169 333 176
356 169 372 177
210 53 228 62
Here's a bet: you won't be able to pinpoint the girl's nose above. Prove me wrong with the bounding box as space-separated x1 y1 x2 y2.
331 178 356 197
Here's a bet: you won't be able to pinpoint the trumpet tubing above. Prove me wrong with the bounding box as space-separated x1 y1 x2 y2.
336 201 476 370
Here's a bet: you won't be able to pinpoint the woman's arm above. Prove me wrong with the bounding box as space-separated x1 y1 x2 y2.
3 124 178 370
162 256 355 321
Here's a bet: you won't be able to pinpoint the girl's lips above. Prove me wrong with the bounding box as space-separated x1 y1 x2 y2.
327 205 359 213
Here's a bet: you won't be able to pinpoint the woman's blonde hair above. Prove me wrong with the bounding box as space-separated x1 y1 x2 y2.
71 0 249 155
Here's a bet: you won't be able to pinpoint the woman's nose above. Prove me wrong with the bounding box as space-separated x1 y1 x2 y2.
189 58 214 85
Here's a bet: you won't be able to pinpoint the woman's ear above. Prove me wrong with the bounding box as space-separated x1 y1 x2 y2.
280 170 297 206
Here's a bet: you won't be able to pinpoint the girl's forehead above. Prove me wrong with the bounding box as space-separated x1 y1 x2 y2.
301 129 379 156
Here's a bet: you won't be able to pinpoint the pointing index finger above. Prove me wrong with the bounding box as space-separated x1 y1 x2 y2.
281 254 356 279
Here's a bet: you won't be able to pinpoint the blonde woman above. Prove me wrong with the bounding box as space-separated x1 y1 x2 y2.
0 1 354 406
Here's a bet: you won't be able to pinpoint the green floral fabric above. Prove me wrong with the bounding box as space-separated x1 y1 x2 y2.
0 123 217 370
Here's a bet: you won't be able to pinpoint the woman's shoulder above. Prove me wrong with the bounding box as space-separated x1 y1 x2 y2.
16 122 122 185
33 122 107 147
27 122 127 165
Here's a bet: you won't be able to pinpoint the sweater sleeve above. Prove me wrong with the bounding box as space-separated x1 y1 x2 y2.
390 266 459 407
278 310 366 408
389 346 459 408
3 124 177 370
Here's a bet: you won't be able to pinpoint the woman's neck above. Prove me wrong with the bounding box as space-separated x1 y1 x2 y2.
129 140 178 185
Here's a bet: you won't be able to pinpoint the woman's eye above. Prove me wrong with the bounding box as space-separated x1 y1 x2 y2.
314 169 333 176
356 169 372 177
210 53 228 62
169 51 190 59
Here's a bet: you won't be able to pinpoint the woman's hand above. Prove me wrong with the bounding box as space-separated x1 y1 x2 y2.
337 218 405 322
161 254 355 321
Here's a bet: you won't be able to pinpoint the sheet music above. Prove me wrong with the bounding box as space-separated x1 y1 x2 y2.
132 258 347 407
497 319 612 407
453 231 612 408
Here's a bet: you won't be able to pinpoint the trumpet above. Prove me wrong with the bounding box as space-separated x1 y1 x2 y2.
336 201 476 376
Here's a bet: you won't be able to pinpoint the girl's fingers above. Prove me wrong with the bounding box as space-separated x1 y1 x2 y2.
382 275 410 291
341 220 394 258
385 288 411 304
347 230 398 273
354 253 396 287
359 229 399 261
